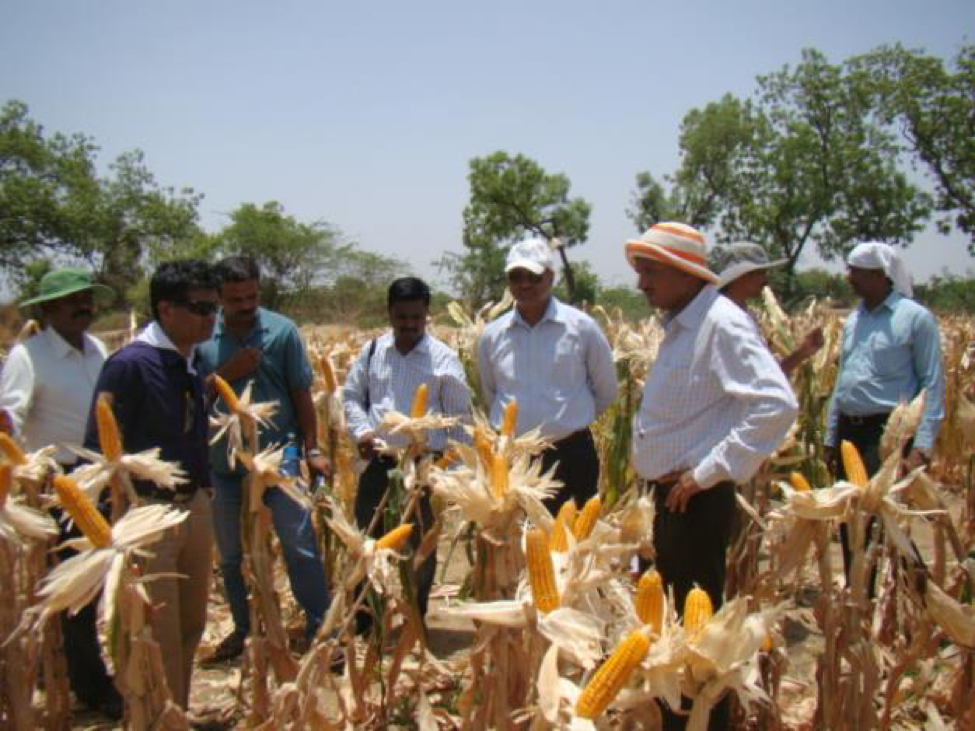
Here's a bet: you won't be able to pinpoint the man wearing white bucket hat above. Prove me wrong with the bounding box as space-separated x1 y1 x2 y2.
709 242 824 374
626 223 798 731
477 236 618 513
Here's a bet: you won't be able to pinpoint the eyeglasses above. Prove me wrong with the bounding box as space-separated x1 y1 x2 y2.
173 299 219 317
507 270 544 285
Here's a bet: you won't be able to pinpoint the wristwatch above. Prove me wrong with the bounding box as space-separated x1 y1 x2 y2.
306 447 324 458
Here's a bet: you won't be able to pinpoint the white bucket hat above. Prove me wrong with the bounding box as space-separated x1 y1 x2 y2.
710 242 787 289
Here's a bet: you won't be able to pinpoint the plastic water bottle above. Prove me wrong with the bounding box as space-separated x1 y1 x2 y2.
282 439 301 478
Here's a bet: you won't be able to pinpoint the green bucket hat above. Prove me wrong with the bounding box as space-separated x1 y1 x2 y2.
19 268 116 308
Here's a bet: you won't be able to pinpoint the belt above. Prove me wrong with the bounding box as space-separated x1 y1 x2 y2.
840 412 890 427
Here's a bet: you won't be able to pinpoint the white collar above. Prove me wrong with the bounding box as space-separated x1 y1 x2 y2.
136 322 198 374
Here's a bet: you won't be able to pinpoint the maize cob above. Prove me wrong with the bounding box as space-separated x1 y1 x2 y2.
96 393 124 462
575 630 649 719
53 475 112 548
0 463 11 508
789 472 811 492
573 495 601 541
410 383 428 418
500 399 518 439
0 433 26 466
526 527 560 613
319 354 338 394
635 570 664 633
761 634 773 652
376 523 413 551
841 440 869 488
473 427 494 472
683 586 713 635
549 514 570 553
213 374 241 413
490 452 508 499
556 498 578 529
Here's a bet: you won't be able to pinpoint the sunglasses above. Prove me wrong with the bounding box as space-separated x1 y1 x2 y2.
507 270 544 285
173 299 219 317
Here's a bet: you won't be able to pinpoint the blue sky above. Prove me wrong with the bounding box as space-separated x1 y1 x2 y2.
2 1 972 291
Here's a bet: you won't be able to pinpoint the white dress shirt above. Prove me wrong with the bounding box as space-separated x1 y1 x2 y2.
343 332 471 451
632 286 798 488
477 297 618 441
0 327 108 463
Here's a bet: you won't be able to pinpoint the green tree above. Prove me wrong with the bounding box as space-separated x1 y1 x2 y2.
440 151 592 307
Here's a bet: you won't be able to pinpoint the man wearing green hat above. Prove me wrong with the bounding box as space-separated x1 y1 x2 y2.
0 267 123 719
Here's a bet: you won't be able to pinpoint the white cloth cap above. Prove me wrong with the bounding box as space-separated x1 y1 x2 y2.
847 242 913 298
505 237 555 275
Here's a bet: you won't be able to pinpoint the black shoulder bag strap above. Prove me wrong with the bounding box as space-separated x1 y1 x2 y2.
363 338 377 412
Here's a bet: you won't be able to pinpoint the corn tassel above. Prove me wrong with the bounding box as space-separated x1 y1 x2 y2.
0 463 11 508
490 452 508 499
841 440 869 488
213 374 241 413
500 399 518 439
96 393 124 462
410 383 429 418
0 433 26 465
789 472 811 492
319 354 338 394
376 523 413 551
575 630 649 719
53 475 112 548
635 570 664 633
526 528 560 613
683 586 713 635
573 495 601 541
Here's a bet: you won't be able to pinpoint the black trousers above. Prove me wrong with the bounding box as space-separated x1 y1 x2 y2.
652 480 736 731
353 456 437 629
539 429 599 515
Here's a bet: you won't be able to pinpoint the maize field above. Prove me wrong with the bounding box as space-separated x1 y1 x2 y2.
0 292 972 730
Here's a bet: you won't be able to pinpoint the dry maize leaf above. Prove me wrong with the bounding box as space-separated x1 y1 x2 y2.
880 392 924 459
905 470 945 511
924 581 975 648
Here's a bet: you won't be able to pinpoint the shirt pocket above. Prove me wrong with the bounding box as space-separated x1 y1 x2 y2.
869 343 911 380
549 335 583 394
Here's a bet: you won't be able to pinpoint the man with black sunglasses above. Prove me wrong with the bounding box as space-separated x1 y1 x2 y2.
85 259 219 708
477 236 618 513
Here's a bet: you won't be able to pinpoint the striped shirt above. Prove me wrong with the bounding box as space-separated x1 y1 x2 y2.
632 285 798 488
343 332 471 451
477 297 618 441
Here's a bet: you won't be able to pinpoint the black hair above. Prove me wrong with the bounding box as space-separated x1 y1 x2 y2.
150 260 219 321
387 277 431 308
214 255 261 285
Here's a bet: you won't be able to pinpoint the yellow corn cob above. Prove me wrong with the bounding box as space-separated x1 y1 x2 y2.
575 630 650 719
490 452 508 499
761 634 773 652
683 586 713 635
573 495 601 541
96 393 124 462
789 472 811 492
549 514 570 553
213 374 240 413
0 433 27 466
635 570 664 633
473 427 494 472
319 354 338 394
376 523 413 551
52 475 112 548
500 399 518 439
0 463 11 508
410 383 428 418
526 527 560 613
841 440 869 488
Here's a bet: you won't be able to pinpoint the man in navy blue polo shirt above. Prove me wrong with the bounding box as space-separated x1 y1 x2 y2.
197 255 329 663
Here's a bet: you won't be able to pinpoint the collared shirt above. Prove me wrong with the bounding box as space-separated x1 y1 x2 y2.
0 327 107 463
343 332 471 451
632 285 798 488
825 292 945 450
477 297 618 441
197 308 314 474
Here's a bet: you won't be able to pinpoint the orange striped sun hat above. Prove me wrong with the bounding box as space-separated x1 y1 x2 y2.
624 222 719 285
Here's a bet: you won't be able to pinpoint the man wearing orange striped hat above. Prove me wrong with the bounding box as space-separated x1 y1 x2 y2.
626 222 798 731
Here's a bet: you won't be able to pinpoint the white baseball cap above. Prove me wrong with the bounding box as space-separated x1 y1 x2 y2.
505 237 555 275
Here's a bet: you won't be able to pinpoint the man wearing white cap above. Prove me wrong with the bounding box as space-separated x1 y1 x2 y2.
824 243 945 580
710 242 824 375
626 223 797 731
477 236 618 512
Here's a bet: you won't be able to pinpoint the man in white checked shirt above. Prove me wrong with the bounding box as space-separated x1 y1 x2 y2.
343 277 471 628
626 222 797 731
477 237 618 513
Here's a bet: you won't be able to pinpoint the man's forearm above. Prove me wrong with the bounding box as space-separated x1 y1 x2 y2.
292 388 319 450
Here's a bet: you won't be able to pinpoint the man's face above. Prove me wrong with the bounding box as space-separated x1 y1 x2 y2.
43 290 95 340
847 266 888 301
634 257 702 313
732 269 768 302
507 267 554 311
389 299 428 350
161 287 219 346
219 278 261 329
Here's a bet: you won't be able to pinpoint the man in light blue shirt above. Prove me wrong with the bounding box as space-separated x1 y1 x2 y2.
477 237 618 513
